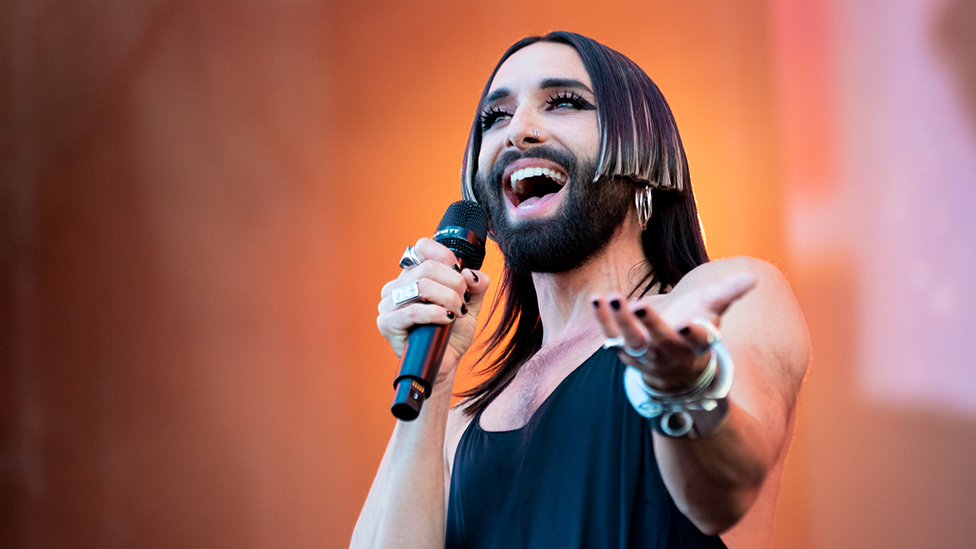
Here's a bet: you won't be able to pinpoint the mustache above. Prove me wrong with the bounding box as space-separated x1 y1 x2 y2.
487 146 579 188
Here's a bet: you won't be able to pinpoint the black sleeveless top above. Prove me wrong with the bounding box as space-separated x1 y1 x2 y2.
446 349 727 549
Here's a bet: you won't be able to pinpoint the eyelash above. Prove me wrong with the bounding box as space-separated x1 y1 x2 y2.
479 91 595 131
479 107 509 131
546 91 592 110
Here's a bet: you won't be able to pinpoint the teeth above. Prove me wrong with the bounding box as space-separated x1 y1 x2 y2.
509 167 567 188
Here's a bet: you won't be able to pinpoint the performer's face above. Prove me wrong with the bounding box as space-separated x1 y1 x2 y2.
477 42 600 225
474 42 633 273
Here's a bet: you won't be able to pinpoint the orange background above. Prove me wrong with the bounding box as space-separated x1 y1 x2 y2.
3 1 975 548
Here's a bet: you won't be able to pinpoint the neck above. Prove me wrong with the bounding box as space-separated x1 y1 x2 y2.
530 213 649 344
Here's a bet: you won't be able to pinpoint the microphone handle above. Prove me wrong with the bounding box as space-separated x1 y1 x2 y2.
391 323 454 421
391 255 473 421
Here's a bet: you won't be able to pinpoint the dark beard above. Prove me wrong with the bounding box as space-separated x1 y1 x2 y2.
474 146 634 274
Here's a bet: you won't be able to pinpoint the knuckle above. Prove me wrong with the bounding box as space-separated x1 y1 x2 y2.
415 238 441 256
377 313 393 334
415 278 439 303
452 278 467 296
416 261 439 278
403 305 417 324
416 238 457 266
405 305 425 325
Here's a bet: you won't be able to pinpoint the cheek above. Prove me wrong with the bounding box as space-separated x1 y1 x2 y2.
477 136 502 175
571 137 600 167
580 121 601 157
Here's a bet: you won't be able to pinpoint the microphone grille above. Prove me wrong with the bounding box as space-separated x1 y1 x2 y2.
435 201 489 269
437 200 489 238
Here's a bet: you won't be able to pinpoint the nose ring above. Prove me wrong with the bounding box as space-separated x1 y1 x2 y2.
532 129 540 139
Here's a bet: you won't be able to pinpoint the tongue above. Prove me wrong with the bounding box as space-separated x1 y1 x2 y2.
518 193 555 209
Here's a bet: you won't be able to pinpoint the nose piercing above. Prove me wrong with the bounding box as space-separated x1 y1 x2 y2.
532 129 540 139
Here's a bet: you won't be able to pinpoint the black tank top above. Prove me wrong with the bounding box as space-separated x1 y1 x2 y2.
446 348 727 549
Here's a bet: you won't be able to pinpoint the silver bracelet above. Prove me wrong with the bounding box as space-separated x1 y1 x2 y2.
622 319 734 438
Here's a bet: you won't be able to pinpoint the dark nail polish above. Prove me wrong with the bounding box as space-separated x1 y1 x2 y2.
461 304 468 316
609 299 621 311
635 308 646 318
464 290 471 303
472 272 479 283
453 264 461 272
592 299 600 308
447 310 455 320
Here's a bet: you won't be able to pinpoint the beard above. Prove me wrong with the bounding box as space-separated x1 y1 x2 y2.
474 146 634 274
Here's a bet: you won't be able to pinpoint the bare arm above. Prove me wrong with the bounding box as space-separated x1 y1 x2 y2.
351 373 456 549
592 257 810 535
350 239 490 549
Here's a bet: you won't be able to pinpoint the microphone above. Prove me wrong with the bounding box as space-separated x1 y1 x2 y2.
391 200 489 421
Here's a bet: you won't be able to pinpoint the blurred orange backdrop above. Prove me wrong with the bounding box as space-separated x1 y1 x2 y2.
3 1 975 548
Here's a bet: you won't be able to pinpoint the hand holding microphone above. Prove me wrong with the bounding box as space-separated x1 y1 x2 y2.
377 201 489 421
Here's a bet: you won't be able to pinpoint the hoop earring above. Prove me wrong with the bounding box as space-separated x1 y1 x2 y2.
636 186 653 231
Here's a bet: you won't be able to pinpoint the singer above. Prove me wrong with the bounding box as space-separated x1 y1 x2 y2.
352 32 810 549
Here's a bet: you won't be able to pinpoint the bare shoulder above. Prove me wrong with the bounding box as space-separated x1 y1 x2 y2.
675 256 792 293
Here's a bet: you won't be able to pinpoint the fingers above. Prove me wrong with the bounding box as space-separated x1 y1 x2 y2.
406 238 462 270
699 272 756 318
381 260 468 316
590 271 756 390
592 295 661 371
629 299 681 346
377 302 459 358
593 294 711 392
378 302 458 333
676 323 710 353
591 295 622 339
378 253 490 348
599 294 652 352
379 235 493 361
461 268 490 308
593 272 755 346
658 272 757 334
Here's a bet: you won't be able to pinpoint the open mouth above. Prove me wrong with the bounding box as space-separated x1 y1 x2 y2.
507 166 567 209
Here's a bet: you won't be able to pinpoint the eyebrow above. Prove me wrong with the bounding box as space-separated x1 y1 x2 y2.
484 78 594 106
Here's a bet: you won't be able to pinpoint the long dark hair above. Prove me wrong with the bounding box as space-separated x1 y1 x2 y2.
458 32 709 416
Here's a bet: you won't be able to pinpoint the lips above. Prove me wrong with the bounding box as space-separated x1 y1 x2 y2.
501 159 569 208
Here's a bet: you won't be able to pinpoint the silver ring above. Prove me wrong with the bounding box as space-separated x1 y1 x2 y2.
532 129 540 139
602 335 625 351
624 339 651 358
391 281 422 307
399 246 422 269
691 318 721 343
627 346 654 366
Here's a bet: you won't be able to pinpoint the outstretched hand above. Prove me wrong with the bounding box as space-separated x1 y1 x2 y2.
591 273 756 391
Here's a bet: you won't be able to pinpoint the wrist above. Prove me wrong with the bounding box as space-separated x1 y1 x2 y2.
624 319 734 439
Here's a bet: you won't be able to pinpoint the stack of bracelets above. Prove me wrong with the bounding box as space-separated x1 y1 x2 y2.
620 319 734 438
